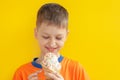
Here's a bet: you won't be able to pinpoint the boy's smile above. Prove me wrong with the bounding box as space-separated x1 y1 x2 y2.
45 47 58 52
35 22 68 56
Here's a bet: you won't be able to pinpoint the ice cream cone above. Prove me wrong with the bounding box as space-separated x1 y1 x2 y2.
40 52 61 79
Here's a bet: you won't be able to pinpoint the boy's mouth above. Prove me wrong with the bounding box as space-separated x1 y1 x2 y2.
45 47 58 52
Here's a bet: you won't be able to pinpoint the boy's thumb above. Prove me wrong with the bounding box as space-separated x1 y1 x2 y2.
36 70 42 74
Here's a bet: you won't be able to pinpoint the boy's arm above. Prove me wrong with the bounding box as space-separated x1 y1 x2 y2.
13 69 23 80
76 62 90 80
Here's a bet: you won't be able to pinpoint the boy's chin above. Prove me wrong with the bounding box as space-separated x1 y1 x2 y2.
47 52 59 55
46 50 59 54
42 52 60 57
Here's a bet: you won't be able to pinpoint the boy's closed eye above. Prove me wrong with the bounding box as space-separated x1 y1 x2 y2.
56 37 62 40
42 36 49 39
42 36 63 40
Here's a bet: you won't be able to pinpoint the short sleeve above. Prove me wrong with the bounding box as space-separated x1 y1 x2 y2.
76 62 90 80
13 68 23 80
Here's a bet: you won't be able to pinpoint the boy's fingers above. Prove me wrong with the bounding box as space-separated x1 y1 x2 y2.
45 72 64 80
45 72 57 79
28 70 42 80
54 72 63 78
36 70 42 74
28 73 37 79
29 76 38 80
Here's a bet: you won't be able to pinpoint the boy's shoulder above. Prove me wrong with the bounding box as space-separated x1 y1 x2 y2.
63 56 80 64
62 56 83 69
15 62 32 72
62 57 90 80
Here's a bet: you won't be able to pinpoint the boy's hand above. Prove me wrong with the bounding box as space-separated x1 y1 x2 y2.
44 71 64 80
28 70 42 80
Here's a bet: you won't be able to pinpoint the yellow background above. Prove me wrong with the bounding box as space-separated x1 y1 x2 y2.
0 0 120 80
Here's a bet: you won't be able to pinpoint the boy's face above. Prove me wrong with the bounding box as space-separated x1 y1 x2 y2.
35 22 68 56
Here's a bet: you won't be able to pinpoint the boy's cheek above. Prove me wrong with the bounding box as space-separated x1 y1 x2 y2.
58 41 65 46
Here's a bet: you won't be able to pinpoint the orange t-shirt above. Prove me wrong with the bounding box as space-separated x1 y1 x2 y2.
13 56 90 80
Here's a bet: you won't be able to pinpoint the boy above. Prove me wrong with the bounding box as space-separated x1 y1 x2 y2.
13 3 90 80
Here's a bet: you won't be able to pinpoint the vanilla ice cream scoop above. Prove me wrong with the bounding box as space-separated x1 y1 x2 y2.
41 52 61 73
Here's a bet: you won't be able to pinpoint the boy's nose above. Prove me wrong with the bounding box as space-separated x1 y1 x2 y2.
49 39 57 48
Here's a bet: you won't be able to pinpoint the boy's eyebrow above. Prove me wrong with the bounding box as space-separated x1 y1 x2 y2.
56 34 63 36
42 32 63 36
42 32 49 35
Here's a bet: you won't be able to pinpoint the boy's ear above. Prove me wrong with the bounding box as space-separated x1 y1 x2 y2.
65 30 69 41
67 30 69 36
66 30 69 37
34 28 38 39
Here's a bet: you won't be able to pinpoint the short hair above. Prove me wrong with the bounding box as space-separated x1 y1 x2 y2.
36 3 68 29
